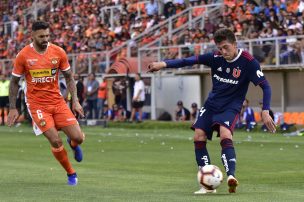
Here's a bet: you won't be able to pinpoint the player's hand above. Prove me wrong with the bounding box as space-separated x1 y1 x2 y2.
72 101 85 118
133 96 139 101
147 62 167 73
7 109 19 127
262 110 276 133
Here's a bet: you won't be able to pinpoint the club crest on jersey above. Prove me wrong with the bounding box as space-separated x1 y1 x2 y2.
232 68 241 78
226 68 230 73
51 58 58 65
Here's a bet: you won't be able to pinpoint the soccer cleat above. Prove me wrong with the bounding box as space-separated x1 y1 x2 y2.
67 173 78 186
194 187 216 195
227 175 239 193
67 138 83 162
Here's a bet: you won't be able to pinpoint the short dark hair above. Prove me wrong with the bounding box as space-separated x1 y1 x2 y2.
213 28 236 44
32 21 49 31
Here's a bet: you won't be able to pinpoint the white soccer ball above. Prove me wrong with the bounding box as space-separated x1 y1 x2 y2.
197 165 223 190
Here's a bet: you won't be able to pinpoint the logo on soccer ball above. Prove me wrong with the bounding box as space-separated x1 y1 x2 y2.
197 165 223 190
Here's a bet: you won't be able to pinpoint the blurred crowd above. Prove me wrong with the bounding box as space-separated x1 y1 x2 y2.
160 0 304 65
0 0 213 60
1 0 304 72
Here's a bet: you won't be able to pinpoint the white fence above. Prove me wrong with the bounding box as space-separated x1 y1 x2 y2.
1 36 304 75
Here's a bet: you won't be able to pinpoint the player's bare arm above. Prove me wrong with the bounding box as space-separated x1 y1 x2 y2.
147 62 167 72
62 69 84 117
262 110 276 133
7 75 21 127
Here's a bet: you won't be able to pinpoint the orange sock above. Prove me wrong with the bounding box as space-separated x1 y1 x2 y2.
51 146 75 174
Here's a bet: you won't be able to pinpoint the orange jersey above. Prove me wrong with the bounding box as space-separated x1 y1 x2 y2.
13 43 70 105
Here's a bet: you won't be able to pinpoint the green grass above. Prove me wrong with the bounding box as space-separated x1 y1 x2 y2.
0 122 304 202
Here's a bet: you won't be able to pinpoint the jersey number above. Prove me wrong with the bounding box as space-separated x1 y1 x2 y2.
199 107 206 117
37 110 43 119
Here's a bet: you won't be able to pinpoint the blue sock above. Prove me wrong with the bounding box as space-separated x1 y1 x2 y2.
220 139 236 176
194 141 210 167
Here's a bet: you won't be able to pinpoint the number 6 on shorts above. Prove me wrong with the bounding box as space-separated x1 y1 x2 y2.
37 110 43 119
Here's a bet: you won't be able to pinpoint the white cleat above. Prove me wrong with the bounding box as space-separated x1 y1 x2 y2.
194 187 217 195
227 175 239 193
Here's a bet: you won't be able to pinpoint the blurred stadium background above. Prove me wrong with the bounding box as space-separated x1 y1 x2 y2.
1 1 304 201
1 0 304 125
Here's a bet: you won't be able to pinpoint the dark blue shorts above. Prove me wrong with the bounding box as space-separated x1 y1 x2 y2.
192 106 239 140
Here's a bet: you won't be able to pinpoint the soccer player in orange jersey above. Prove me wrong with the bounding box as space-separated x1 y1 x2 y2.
7 21 85 186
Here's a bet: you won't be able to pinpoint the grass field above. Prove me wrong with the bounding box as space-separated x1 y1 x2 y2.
0 122 304 202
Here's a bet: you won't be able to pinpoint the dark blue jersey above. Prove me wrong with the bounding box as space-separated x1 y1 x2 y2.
164 49 267 113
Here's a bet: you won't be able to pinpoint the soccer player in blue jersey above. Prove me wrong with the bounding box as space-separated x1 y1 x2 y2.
148 28 276 194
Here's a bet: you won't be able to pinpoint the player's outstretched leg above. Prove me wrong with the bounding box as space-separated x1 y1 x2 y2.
67 137 83 162
220 138 238 193
67 173 78 186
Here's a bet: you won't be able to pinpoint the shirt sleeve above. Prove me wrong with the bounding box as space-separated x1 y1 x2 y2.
197 52 214 67
59 48 70 71
12 53 25 77
247 59 266 86
164 53 214 68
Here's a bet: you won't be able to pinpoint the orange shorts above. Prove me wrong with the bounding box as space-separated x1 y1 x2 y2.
27 100 78 135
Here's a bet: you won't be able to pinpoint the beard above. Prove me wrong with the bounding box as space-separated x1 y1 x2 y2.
37 41 48 50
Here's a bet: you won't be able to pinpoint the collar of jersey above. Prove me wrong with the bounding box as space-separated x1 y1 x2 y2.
225 48 243 63
30 42 50 55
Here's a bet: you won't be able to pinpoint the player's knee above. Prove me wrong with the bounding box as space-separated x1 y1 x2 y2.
219 127 233 140
73 132 85 144
194 129 207 141
50 138 63 148
220 133 232 141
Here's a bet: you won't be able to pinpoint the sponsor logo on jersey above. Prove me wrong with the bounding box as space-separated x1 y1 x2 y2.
225 121 230 126
256 70 264 78
27 59 38 66
30 69 52 77
51 68 57 75
232 68 241 78
213 74 239 84
217 67 222 72
29 69 56 83
31 76 56 83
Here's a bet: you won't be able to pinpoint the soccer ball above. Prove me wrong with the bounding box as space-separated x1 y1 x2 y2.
197 165 223 190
